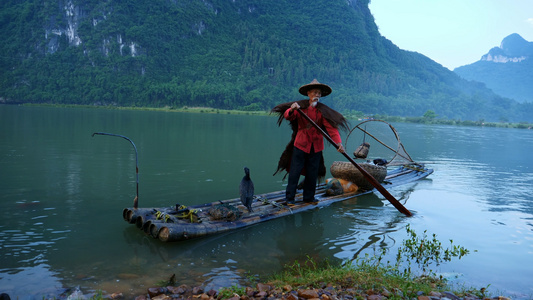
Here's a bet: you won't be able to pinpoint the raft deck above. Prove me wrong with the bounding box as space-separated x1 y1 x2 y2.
123 165 433 242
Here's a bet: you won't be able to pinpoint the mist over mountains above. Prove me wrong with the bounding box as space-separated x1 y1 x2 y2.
1 0 532 122
455 33 533 104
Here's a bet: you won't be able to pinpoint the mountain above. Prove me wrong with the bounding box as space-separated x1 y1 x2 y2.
1 0 532 122
454 34 533 103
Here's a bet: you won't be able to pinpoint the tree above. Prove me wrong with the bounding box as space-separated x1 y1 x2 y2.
423 110 437 121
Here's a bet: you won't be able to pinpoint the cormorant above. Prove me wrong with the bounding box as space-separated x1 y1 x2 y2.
239 167 255 213
373 158 388 166
0 293 11 300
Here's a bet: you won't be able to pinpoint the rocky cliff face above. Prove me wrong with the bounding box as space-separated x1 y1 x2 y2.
44 0 83 53
480 33 533 64
42 0 143 57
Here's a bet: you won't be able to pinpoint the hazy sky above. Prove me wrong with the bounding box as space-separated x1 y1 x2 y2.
369 0 533 70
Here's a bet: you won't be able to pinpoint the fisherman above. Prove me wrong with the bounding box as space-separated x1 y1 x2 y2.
272 79 349 205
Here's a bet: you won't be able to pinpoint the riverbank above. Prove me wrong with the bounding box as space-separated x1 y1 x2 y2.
19 103 533 129
100 225 520 299
59 260 514 300
130 282 507 300
20 103 272 117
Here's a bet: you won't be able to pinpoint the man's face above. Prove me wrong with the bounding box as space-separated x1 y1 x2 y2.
308 89 322 107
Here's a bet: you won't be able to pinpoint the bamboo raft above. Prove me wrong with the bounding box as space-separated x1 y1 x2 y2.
123 164 433 243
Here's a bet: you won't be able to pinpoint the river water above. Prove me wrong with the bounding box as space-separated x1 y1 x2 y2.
1 105 532 299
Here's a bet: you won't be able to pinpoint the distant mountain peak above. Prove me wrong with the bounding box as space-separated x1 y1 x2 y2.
454 33 533 103
501 33 529 52
481 33 533 63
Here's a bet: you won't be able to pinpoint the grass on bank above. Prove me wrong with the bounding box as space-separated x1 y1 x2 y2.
262 254 488 300
219 225 490 300
269 257 448 297
22 103 271 116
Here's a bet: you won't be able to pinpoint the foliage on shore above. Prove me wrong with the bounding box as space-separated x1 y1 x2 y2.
261 225 482 299
21 103 533 130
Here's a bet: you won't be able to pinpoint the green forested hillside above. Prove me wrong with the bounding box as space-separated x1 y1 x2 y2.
1 0 532 122
455 59 533 103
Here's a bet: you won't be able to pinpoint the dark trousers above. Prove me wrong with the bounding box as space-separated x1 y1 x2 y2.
286 146 321 202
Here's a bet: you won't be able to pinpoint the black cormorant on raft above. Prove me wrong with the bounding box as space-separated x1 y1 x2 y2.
239 167 254 213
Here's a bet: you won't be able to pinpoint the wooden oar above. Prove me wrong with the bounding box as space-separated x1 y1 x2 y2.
296 108 412 217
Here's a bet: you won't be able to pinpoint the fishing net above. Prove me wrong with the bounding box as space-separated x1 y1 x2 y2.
344 119 416 167
207 203 243 221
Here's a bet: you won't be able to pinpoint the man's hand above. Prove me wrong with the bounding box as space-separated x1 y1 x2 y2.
337 143 345 153
290 102 300 111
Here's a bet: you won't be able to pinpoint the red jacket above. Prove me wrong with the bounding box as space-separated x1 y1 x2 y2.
284 105 342 153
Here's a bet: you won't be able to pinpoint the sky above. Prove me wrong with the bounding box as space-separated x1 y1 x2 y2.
368 0 533 70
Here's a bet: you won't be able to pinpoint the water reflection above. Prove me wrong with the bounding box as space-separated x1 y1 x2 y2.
429 157 533 215
273 211 326 266
324 188 419 262
0 264 63 299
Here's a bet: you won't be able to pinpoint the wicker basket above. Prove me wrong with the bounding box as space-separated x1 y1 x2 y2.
353 142 370 159
330 161 387 191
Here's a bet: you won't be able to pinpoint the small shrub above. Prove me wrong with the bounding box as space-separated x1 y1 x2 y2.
218 285 246 299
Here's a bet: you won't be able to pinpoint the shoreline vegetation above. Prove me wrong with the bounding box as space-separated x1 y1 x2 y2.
18 103 533 129
60 226 519 300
